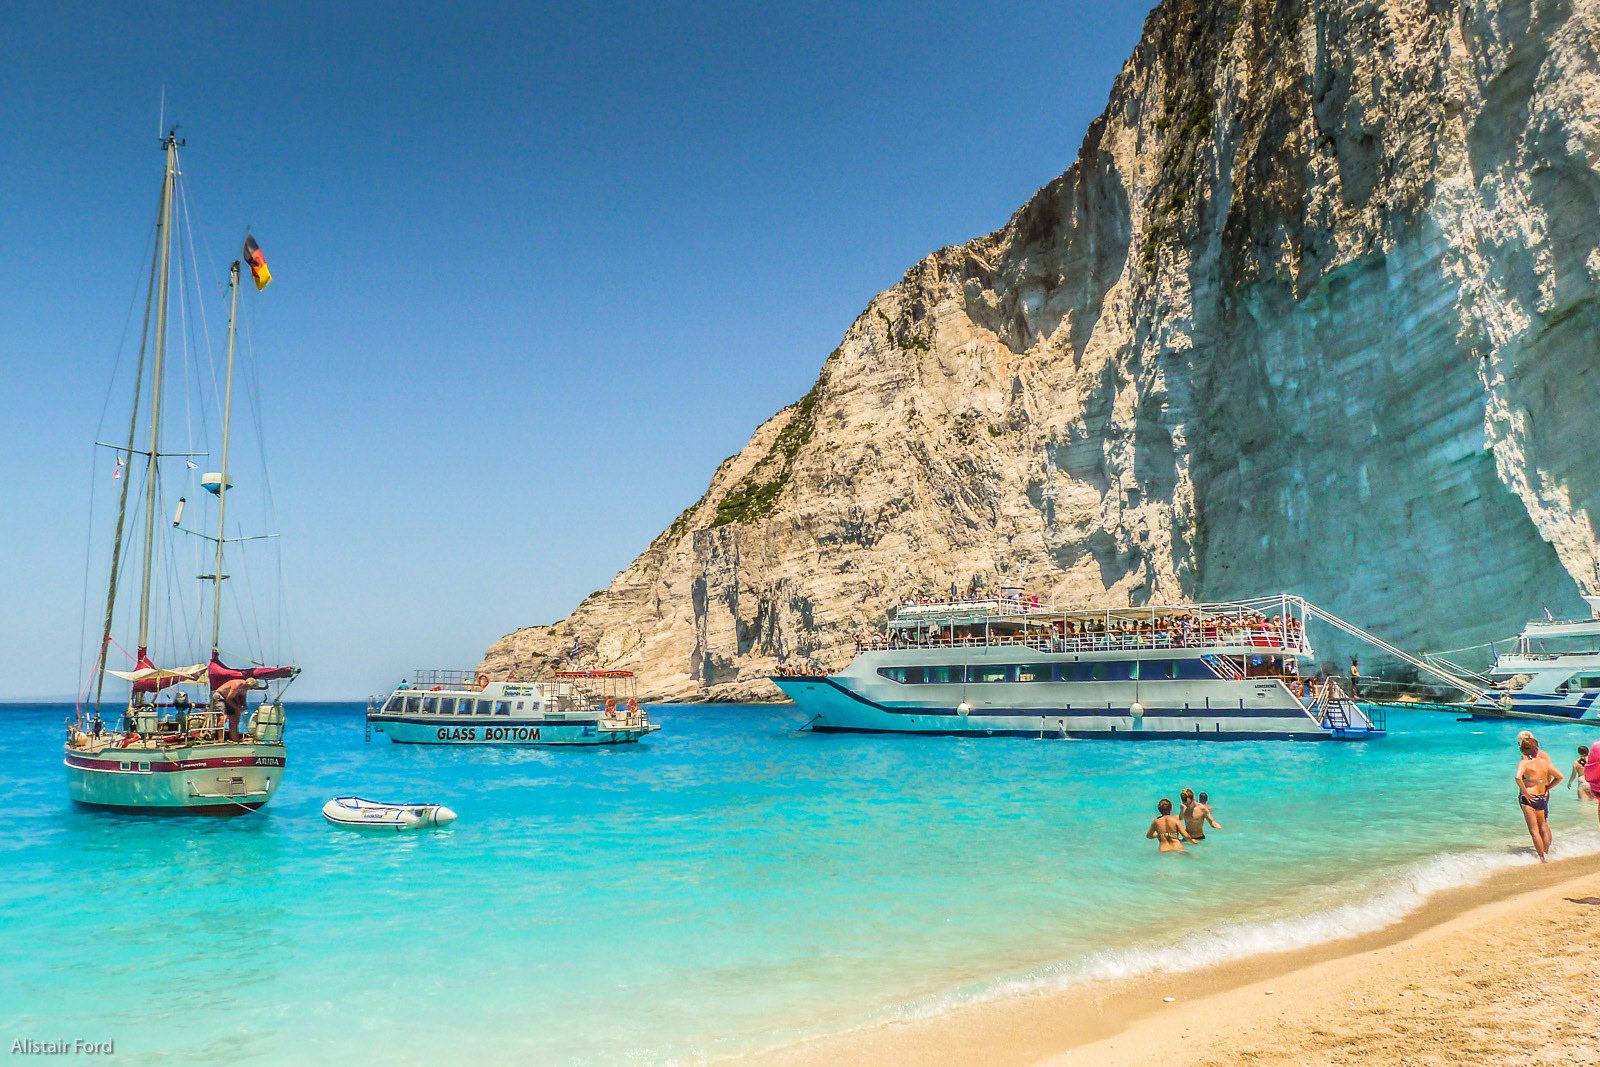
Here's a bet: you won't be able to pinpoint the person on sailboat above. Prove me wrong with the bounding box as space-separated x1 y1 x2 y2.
213 677 266 743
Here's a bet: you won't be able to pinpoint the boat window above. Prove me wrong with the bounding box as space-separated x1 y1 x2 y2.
495 700 512 715
1016 664 1051 682
924 665 965 684
1127 662 1140 680
435 698 454 714
1090 663 1106 680
405 696 421 715
970 664 1014 684
515 701 526 711
877 666 925 683
1164 660 1182 679
422 697 438 714
475 700 492 715
1051 663 1075 682
383 695 403 713
1573 675 1600 690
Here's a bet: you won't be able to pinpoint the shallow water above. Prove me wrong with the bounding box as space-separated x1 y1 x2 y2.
4 702 1596 1064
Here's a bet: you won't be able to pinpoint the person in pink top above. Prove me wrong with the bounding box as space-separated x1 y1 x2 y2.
1584 742 1600 826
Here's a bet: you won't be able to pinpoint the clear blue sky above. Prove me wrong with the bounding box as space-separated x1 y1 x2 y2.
1 2 1150 700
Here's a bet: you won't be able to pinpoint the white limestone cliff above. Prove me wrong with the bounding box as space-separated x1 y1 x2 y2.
484 0 1600 700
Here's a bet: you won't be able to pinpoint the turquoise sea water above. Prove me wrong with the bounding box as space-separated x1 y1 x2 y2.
5 702 1598 1064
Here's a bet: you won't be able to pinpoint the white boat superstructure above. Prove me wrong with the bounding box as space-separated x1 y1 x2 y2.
1469 594 1600 719
773 589 1383 741
367 669 660 745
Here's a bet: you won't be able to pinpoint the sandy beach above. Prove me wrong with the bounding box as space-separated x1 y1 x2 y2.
764 851 1600 1066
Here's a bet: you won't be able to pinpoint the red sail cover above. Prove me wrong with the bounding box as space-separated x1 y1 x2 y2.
208 655 296 691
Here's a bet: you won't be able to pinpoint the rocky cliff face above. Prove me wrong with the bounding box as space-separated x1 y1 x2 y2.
484 0 1600 700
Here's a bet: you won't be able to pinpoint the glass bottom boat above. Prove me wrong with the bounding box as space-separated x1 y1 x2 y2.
367 669 660 745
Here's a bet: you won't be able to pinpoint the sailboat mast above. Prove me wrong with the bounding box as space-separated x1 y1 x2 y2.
211 261 240 653
135 131 179 670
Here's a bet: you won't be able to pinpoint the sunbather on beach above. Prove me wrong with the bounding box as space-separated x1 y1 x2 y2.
1180 788 1222 840
1147 798 1195 853
1567 746 1593 802
1516 731 1562 862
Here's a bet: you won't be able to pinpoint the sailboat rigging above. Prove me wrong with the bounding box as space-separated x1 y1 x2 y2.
66 130 298 814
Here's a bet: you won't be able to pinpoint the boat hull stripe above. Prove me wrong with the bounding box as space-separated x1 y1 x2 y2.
782 676 1305 719
63 754 286 772
811 725 1341 741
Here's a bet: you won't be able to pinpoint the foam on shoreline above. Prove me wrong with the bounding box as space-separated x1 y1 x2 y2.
748 828 1600 1061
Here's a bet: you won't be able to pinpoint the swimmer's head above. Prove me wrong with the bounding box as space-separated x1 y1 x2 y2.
1198 792 1209 803
1581 746 1590 757
1180 788 1195 802
1517 730 1538 754
1157 798 1172 815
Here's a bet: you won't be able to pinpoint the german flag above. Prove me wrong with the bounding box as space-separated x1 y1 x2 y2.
243 234 272 291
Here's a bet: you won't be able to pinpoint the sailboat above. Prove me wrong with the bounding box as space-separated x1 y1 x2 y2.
64 130 298 814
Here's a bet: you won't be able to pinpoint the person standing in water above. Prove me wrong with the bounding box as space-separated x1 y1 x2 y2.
1515 731 1563 862
1180 788 1223 840
1568 746 1594 803
1147 798 1196 853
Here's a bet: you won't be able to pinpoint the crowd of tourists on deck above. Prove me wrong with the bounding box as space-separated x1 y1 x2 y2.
859 605 1306 654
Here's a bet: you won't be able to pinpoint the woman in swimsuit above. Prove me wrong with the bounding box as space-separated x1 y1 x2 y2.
1516 731 1563 862
1567 745 1593 803
1146 798 1196 853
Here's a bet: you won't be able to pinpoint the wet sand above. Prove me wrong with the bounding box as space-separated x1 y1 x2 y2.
760 852 1600 1066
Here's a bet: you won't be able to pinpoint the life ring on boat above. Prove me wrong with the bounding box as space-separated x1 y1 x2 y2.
1290 680 1304 698
605 698 617 715
430 686 442 692
627 698 640 714
476 673 490 689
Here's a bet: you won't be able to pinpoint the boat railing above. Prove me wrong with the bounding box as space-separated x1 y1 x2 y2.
403 668 482 689
858 628 1308 656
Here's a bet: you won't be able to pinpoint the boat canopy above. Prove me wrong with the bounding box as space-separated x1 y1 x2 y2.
106 655 207 692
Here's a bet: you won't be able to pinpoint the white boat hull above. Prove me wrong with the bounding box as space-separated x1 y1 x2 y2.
368 714 659 745
322 797 456 830
64 741 284 814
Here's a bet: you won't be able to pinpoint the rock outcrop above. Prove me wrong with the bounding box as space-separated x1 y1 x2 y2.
484 0 1600 701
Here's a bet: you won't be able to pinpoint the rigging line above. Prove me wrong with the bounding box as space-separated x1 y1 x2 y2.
93 215 161 438
171 203 203 477
75 443 100 717
240 294 292 661
92 208 163 716
177 178 223 429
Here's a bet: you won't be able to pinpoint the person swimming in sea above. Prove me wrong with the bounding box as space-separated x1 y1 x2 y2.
1180 788 1222 840
1567 745 1593 803
1516 730 1563 862
1147 798 1196 853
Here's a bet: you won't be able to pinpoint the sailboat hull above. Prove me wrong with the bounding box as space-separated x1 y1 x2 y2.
64 742 285 815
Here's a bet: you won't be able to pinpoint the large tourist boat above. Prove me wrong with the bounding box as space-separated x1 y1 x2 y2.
367 669 660 745
1463 595 1600 720
772 587 1383 740
65 131 297 812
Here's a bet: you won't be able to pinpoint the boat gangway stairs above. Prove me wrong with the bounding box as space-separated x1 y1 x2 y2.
1303 678 1384 738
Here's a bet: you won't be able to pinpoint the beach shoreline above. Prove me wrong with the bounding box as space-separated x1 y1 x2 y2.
758 849 1600 1066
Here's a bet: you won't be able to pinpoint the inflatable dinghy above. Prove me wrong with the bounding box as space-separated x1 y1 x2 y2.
322 796 458 831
